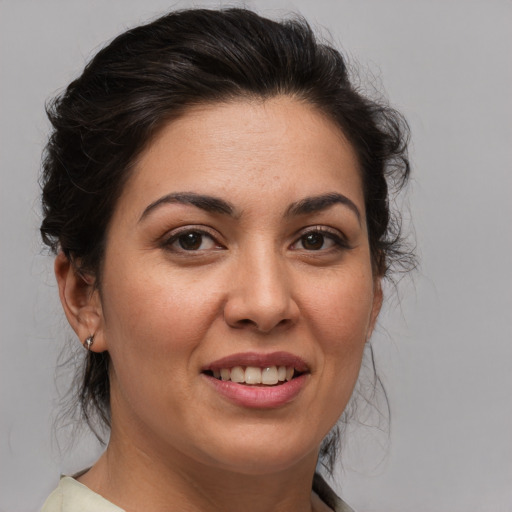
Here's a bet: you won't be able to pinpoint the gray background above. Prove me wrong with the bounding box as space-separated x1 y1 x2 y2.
1 1 511 511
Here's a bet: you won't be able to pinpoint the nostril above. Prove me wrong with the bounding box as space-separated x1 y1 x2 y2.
236 318 257 327
232 317 292 334
223 294 299 333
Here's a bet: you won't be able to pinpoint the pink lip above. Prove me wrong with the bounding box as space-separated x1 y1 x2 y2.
203 351 309 372
201 352 310 409
203 373 308 409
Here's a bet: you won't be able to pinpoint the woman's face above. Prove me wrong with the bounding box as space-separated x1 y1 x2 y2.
94 97 381 474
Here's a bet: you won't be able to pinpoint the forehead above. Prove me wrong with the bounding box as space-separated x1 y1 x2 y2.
119 96 364 219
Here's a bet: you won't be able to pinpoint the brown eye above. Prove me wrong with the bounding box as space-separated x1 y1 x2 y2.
290 228 348 252
165 229 219 252
301 232 325 250
178 232 204 250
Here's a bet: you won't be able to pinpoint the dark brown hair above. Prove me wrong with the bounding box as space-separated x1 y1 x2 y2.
40 8 412 471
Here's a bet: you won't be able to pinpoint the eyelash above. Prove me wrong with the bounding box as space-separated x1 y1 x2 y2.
162 227 223 253
291 227 351 252
161 226 350 254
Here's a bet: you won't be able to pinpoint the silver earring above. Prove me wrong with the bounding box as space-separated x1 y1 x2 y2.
84 335 94 351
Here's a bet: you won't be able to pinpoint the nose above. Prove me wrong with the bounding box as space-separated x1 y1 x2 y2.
223 247 299 334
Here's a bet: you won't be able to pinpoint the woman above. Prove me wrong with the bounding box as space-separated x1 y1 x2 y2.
40 8 411 512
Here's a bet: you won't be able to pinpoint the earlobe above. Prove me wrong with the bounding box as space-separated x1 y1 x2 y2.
54 252 107 352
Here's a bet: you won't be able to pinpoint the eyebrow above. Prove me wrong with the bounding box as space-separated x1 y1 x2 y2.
139 191 361 224
139 192 237 221
285 193 361 224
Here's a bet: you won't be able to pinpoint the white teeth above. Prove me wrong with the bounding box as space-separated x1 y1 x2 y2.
212 365 298 385
262 366 279 385
245 366 262 384
230 366 245 383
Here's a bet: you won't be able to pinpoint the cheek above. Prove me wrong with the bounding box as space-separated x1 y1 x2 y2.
300 267 375 392
304 267 375 342
101 266 223 374
100 268 227 436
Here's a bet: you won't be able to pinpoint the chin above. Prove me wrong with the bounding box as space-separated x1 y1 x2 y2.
193 429 321 476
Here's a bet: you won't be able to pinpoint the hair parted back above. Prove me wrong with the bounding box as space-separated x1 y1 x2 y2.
40 7 412 470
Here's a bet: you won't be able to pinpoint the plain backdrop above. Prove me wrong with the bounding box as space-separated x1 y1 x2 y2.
1 1 511 511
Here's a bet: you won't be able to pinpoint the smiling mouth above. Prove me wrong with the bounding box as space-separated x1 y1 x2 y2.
203 366 303 386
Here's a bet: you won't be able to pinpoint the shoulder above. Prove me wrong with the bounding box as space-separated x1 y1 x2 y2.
41 476 124 512
313 473 357 512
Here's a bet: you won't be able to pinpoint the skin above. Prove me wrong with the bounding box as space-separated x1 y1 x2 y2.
56 96 382 512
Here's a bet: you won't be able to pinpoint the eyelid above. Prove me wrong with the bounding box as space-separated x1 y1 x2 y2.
290 225 351 250
161 225 225 251
159 224 350 253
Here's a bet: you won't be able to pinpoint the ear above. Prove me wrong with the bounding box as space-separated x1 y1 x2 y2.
54 251 107 352
367 277 383 339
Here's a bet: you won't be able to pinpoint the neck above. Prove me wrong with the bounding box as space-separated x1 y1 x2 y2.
78 427 321 512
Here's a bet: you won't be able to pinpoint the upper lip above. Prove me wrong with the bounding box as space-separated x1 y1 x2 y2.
203 352 309 372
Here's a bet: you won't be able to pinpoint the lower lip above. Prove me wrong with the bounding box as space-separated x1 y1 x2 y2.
203 374 308 409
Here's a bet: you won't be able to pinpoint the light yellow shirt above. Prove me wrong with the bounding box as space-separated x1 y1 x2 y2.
42 477 123 512
41 473 355 512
